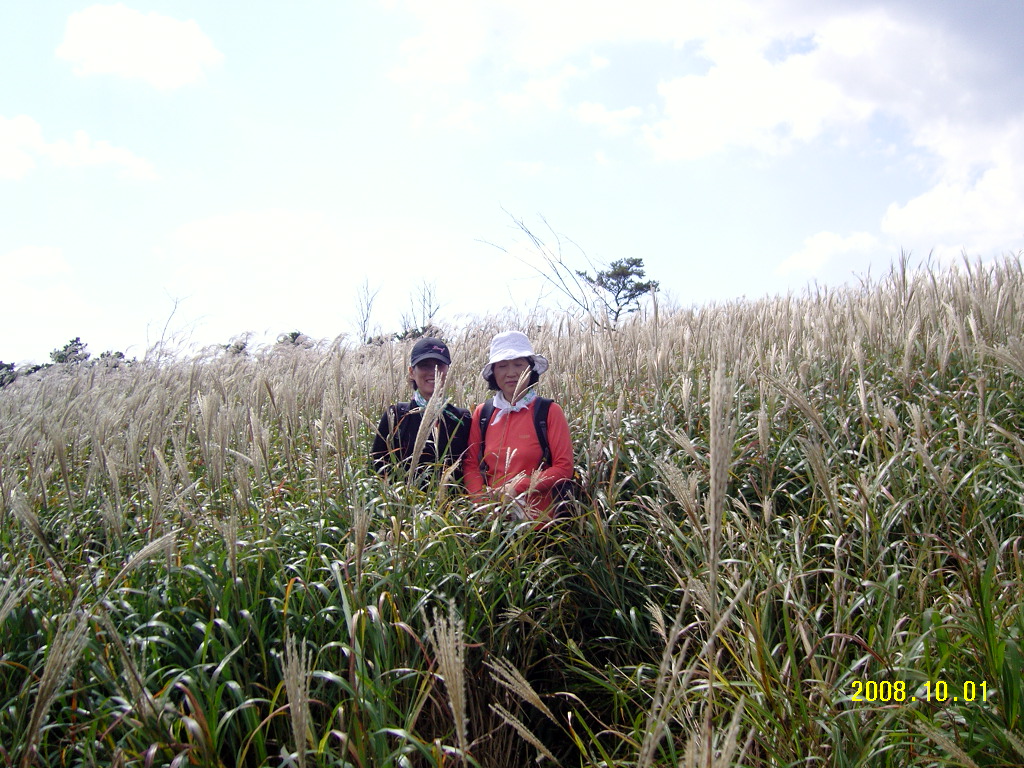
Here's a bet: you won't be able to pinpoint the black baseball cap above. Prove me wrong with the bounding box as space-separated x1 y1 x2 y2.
410 337 451 366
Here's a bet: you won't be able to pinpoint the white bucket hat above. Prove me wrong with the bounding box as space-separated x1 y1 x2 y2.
481 331 549 380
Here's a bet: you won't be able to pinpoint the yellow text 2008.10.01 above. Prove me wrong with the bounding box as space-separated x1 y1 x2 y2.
850 680 989 703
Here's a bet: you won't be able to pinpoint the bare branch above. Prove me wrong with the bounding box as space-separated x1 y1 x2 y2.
356 279 380 345
490 211 659 330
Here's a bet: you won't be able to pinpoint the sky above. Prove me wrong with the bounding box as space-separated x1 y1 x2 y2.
2 1 1023 365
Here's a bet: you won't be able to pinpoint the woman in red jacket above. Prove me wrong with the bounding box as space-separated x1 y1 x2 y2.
464 331 574 521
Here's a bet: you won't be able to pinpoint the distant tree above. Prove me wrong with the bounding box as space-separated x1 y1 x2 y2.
51 337 90 364
98 350 131 367
276 331 315 350
400 281 440 338
575 257 660 325
361 281 444 346
223 338 248 356
394 323 443 342
497 214 660 328
0 361 15 388
365 323 444 346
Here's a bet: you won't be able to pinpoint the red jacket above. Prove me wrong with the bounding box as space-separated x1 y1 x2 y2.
464 398 574 517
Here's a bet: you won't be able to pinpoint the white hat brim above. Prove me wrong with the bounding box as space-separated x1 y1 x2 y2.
481 352 549 380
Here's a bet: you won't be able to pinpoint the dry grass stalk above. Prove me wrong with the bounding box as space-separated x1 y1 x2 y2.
408 365 450 485
0 569 31 626
22 598 91 765
284 631 313 768
110 531 178 590
656 460 702 535
706 362 735 670
12 490 63 579
799 437 838 522
98 612 161 725
351 500 371 570
435 460 461 504
915 722 982 768
215 506 240 581
488 702 559 764
424 601 469 755
679 697 747 768
646 598 667 644
1003 729 1024 758
665 427 704 465
767 374 832 448
638 580 750 768
637 590 694 768
485 656 556 723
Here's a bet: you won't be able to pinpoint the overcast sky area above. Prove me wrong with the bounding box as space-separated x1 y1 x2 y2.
2 1 1023 364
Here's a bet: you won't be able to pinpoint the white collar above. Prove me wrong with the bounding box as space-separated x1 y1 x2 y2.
490 389 536 424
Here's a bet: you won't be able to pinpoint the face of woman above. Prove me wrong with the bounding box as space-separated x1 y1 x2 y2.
493 357 532 402
410 359 448 399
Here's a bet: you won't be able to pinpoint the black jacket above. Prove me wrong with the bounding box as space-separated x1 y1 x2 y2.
370 400 471 482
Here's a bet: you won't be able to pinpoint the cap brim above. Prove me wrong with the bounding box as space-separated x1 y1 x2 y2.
412 354 450 366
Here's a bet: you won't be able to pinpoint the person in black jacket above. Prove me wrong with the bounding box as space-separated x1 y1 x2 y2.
370 337 470 484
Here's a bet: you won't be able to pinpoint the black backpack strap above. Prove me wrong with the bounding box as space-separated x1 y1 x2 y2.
533 397 552 468
390 402 412 449
478 399 495 475
532 397 576 517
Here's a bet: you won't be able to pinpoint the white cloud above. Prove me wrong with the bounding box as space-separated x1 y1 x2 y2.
882 171 1024 258
877 113 1024 259
507 160 545 176
777 231 879 276
0 115 44 179
1 284 94 360
169 209 345 275
388 0 739 79
0 114 156 180
497 65 581 115
160 209 352 345
576 102 643 136
388 0 491 85
162 209 485 345
636 0 1024 289
56 4 223 89
49 129 157 179
440 100 486 132
0 246 71 280
385 1 916 155
0 247 94 365
385 0 1017 175
811 10 974 128
385 0 734 128
643 12 906 161
155 207 562 348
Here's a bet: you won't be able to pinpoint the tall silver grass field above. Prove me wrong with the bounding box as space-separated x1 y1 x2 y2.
1 254 1023 766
